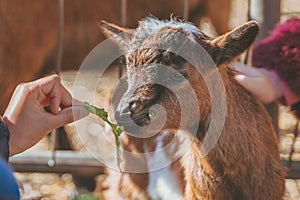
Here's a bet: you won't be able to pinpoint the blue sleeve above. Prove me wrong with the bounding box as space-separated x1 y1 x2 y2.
0 118 20 199
0 118 10 161
0 157 20 200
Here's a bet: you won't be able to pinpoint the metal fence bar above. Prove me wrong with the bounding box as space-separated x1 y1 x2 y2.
281 11 300 16
119 0 128 78
250 0 281 135
182 0 189 20
120 0 127 26
56 0 64 74
10 151 104 177
48 0 65 168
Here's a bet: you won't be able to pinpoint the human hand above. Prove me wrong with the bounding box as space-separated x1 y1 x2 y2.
2 75 89 156
232 62 283 104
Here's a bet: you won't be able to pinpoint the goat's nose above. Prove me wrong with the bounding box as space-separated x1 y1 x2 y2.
129 100 144 114
115 110 131 125
120 105 130 114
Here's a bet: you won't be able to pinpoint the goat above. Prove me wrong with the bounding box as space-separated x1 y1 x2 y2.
100 17 285 200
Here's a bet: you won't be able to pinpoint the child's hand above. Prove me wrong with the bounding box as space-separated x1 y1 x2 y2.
2 75 89 156
232 62 283 104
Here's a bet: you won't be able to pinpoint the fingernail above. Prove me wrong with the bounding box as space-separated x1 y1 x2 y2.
79 106 89 116
73 106 89 120
235 74 245 81
72 99 84 106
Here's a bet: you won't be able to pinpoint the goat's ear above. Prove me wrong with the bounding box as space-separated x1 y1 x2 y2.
209 21 259 66
99 20 133 49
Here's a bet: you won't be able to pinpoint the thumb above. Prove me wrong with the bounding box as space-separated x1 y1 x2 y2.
235 74 275 103
47 106 89 129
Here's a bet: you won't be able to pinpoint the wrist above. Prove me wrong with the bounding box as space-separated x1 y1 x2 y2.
262 69 283 102
277 78 300 106
2 116 23 156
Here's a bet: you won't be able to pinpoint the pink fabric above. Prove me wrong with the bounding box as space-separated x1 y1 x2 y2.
252 18 300 105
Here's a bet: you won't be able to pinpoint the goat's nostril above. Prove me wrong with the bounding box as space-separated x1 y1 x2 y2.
129 101 143 114
130 102 138 111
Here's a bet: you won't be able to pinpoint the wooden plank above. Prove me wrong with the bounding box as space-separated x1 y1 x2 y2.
282 160 300 179
12 151 300 179
9 151 104 177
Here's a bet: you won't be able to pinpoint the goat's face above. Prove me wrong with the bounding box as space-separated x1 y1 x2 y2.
115 50 201 134
100 18 259 134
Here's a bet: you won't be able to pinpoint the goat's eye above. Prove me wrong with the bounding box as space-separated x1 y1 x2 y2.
170 71 186 82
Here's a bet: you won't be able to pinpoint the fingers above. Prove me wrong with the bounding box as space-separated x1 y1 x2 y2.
235 74 261 94
59 86 72 107
34 75 72 114
49 83 63 114
233 62 263 95
46 105 89 129
72 99 86 106
234 71 279 103
37 75 61 94
28 75 90 128
49 83 72 114
232 62 260 77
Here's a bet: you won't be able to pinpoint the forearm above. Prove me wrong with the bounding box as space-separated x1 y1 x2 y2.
277 77 300 106
0 117 10 161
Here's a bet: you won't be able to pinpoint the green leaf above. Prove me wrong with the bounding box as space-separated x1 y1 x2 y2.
73 193 100 200
84 102 124 171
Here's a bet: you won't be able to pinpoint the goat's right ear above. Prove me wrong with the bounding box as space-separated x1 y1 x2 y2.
99 20 133 49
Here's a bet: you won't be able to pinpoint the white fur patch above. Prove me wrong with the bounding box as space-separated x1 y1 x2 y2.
148 167 183 200
135 17 201 41
145 131 184 200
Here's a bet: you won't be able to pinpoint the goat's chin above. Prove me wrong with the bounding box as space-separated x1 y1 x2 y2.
122 126 162 138
121 118 172 138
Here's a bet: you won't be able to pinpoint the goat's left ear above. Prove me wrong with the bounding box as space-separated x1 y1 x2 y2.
99 20 134 50
209 21 259 66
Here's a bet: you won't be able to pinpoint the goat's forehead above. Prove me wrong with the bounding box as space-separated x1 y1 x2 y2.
125 18 205 67
129 18 203 46
136 17 201 35
125 47 187 69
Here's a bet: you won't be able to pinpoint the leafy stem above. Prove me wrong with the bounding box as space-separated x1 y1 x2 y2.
84 102 124 172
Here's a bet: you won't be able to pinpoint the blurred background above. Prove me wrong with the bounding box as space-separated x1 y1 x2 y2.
1 0 299 199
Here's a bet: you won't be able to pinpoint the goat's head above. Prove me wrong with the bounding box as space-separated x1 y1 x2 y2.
100 18 259 135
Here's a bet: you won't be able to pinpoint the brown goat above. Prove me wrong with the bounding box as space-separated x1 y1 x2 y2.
100 17 285 200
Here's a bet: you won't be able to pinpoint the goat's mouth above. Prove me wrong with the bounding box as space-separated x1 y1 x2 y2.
131 110 152 126
115 110 152 131
115 105 167 135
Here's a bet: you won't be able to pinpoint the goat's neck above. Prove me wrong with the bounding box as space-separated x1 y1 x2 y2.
190 64 271 177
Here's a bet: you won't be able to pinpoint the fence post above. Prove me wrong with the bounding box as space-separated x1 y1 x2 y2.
182 0 189 20
250 0 281 134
